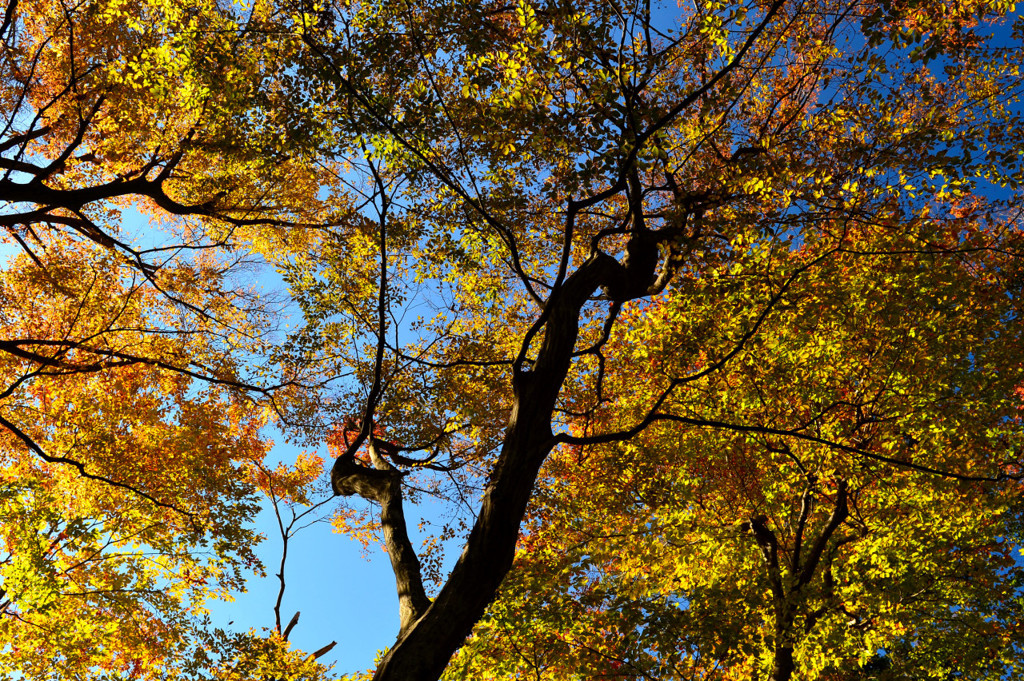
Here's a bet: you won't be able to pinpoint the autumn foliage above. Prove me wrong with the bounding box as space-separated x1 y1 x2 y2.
2 0 1024 679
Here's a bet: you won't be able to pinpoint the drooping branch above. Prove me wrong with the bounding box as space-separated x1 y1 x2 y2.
598 412 1015 483
0 413 200 527
0 337 289 394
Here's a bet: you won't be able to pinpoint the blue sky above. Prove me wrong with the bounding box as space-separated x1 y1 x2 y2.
207 436 402 676
206 434 463 677
94 207 420 676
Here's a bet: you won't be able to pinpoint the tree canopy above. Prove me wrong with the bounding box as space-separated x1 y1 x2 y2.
1 0 1024 679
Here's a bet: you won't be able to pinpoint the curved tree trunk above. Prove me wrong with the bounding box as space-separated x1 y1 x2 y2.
371 252 622 681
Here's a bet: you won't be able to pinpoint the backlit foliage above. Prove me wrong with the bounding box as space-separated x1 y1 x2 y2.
2 0 1024 679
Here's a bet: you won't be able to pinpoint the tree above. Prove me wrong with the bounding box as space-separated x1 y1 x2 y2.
2 0 1024 679
0 0 338 676
447 222 1024 679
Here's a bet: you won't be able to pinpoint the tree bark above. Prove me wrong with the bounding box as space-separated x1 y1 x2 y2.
771 645 796 681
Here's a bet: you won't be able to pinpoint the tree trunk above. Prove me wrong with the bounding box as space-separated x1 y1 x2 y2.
371 252 622 681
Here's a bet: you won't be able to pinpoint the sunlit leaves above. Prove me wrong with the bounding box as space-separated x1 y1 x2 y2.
0 0 335 673
455 222 1024 679
5 0 1024 678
